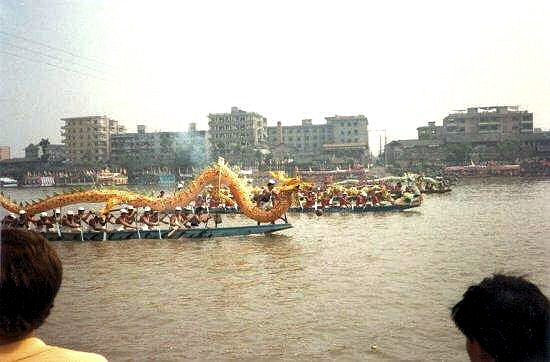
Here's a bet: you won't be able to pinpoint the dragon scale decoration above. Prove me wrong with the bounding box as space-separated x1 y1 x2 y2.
0 160 310 223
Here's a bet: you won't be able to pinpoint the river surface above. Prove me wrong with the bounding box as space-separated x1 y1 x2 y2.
1 178 549 361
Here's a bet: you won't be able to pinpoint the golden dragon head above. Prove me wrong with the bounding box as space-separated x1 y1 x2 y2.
269 171 313 194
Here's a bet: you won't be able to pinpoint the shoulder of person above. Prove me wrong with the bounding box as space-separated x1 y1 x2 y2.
1 338 107 362
42 345 108 361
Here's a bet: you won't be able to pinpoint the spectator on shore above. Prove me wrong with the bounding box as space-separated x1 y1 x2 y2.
0 228 106 361
451 274 550 362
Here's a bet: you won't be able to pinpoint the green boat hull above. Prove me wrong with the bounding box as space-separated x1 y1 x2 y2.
207 203 420 214
42 223 293 242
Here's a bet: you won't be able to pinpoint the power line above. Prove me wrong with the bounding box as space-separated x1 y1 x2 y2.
0 30 116 68
0 40 115 76
1 50 113 82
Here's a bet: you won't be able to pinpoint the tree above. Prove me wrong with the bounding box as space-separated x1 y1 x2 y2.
444 143 473 164
495 140 522 162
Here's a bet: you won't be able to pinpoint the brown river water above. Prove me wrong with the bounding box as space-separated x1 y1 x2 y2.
1 177 549 361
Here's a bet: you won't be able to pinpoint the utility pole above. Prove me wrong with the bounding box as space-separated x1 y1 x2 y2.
371 129 387 166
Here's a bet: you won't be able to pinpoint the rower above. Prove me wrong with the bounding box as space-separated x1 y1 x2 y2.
339 192 350 208
149 210 167 226
35 212 55 232
194 195 205 214
60 211 81 231
356 192 367 207
320 192 331 209
370 190 381 206
51 209 61 223
267 179 277 201
126 206 136 224
394 182 403 198
114 209 138 231
257 180 276 210
1 213 16 228
140 206 160 230
169 206 187 229
85 211 105 232
14 210 32 230
186 208 201 228
74 207 88 230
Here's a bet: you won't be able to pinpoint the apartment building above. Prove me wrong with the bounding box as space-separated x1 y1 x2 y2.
61 116 125 164
266 114 370 163
0 146 11 160
443 106 533 142
208 107 267 147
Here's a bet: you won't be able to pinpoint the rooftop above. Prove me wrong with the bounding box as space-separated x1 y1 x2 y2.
61 115 111 121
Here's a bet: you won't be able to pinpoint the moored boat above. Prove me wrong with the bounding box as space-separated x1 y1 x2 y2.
0 177 18 188
41 223 293 242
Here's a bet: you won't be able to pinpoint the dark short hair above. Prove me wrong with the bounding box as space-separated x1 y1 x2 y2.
451 274 550 361
0 228 63 340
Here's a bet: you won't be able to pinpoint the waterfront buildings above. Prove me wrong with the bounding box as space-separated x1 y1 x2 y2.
0 146 10 160
443 106 533 142
110 123 209 168
24 140 67 162
385 106 549 167
61 116 126 164
266 115 369 165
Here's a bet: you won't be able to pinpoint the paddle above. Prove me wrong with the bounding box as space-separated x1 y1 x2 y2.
167 225 179 238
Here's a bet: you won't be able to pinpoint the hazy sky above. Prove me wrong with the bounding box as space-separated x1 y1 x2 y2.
1 0 549 156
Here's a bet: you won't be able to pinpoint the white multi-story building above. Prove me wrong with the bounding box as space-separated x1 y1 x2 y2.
266 115 370 164
61 115 125 164
208 107 267 147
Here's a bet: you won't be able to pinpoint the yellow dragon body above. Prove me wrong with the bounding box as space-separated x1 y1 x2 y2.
0 161 310 223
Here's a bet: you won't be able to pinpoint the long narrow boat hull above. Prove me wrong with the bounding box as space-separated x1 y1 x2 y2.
42 223 293 242
423 189 452 194
288 204 419 213
207 203 419 214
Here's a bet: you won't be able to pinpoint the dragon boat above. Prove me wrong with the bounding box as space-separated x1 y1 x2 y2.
41 223 293 242
0 159 309 242
205 203 419 214
423 188 452 194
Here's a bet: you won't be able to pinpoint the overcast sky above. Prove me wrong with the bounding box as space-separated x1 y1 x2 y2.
1 0 549 156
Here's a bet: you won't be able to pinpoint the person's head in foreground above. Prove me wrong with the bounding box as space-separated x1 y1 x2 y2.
451 274 550 362
0 228 106 361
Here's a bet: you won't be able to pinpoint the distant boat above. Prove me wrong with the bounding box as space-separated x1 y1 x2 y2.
97 170 128 186
0 177 18 188
41 223 293 242
423 188 452 194
207 203 420 214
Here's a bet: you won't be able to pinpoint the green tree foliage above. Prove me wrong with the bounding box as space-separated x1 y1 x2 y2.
444 143 473 163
